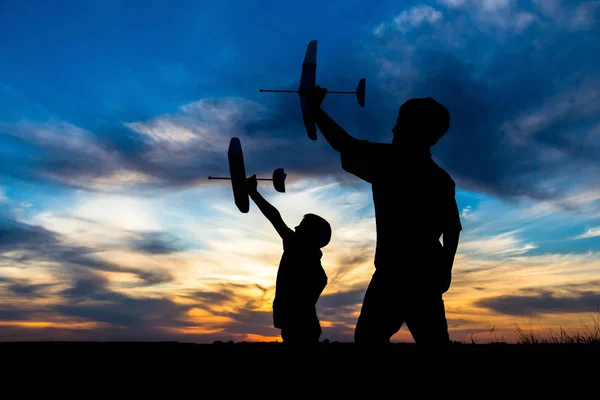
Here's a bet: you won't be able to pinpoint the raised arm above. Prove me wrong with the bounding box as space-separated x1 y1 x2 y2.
306 86 360 153
246 175 293 240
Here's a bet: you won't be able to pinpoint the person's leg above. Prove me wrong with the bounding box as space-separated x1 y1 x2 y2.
310 319 322 343
404 294 450 347
281 319 321 346
280 327 291 343
354 271 404 345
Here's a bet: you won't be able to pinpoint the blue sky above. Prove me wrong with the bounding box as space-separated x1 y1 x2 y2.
1 0 599 343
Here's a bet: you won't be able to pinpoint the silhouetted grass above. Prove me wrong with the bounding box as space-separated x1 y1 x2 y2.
463 314 600 345
513 313 600 344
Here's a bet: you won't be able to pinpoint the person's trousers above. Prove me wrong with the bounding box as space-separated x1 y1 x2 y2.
354 270 450 346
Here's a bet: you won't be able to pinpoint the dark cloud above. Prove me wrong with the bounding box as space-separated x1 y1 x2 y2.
0 308 33 321
319 288 365 310
191 288 237 305
55 296 190 328
0 277 53 298
0 1 598 206
446 318 477 329
51 273 192 329
60 274 112 301
475 288 600 317
0 215 173 286
0 216 60 252
317 287 365 336
0 276 280 341
242 2 600 204
187 282 266 306
219 309 276 337
128 231 183 254
0 266 360 342
382 37 599 202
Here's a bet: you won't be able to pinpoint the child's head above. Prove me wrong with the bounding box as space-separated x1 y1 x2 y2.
391 97 450 147
294 213 331 248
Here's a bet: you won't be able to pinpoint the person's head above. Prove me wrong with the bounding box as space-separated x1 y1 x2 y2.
391 97 450 147
294 213 332 249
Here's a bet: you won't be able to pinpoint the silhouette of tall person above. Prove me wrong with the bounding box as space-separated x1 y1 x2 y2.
305 86 462 346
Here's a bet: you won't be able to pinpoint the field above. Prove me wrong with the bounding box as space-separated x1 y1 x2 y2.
3 335 598 396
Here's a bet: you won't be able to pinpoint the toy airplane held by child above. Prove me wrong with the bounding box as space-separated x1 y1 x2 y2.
208 137 287 213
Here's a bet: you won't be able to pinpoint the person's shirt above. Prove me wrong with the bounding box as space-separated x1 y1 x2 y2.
273 230 327 327
340 139 462 271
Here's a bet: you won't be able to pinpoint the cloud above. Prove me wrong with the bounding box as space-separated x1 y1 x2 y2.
576 227 600 239
0 120 147 192
0 274 265 341
368 0 600 205
0 277 53 299
3 0 597 205
501 78 600 150
480 0 510 12
532 0 600 30
475 287 600 316
54 274 191 328
0 174 383 342
2 1 600 344
434 0 538 33
0 214 174 287
127 231 184 254
393 5 443 32
0 214 60 252
373 23 386 37
460 205 473 218
437 0 466 8
0 98 272 192
458 230 538 258
0 94 355 194
318 287 365 310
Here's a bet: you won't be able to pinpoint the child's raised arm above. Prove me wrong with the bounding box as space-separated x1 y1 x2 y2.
246 175 293 240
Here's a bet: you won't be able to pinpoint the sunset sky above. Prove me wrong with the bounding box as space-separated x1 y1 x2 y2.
1 0 599 343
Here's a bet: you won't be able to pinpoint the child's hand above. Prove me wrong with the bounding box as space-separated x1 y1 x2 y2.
246 174 258 193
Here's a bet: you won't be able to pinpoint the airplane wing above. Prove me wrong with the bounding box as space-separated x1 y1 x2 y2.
298 40 318 141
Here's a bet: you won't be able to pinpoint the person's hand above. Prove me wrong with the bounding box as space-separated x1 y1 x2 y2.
305 86 327 111
246 174 258 193
440 267 452 294
439 253 454 294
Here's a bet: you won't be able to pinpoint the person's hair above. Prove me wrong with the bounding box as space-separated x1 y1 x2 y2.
302 213 332 248
396 97 450 146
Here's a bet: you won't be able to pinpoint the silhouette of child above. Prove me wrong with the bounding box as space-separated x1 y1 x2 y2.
246 174 330 345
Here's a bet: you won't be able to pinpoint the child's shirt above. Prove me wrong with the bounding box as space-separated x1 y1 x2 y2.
272 230 327 329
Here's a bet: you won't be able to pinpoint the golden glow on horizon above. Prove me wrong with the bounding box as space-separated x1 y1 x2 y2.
0 321 106 330
1 175 599 344
244 333 281 342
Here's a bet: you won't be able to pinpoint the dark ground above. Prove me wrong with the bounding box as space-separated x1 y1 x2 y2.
2 341 597 395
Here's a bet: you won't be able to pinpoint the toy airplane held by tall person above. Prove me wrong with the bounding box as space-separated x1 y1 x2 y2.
260 40 366 140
